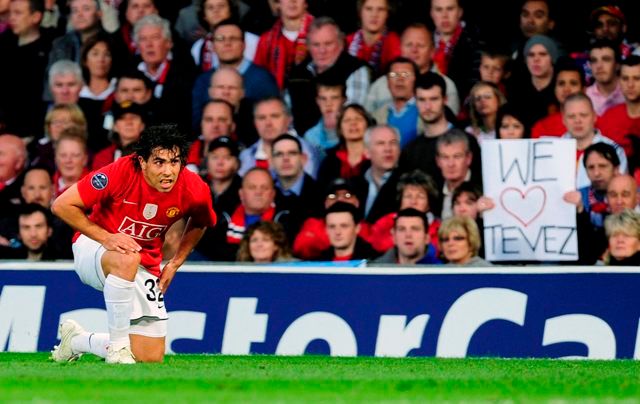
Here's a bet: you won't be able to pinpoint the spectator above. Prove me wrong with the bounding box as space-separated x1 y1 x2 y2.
239 97 319 178
91 101 146 170
496 103 529 139
561 93 627 189
0 134 28 208
20 167 53 208
29 103 87 173
578 143 620 228
186 99 235 176
53 128 89 197
191 1 257 71
598 55 640 158
398 72 481 186
254 0 313 90
107 69 155 131
317 103 373 190
438 215 489 266
604 209 640 266
511 0 557 79
0 203 61 260
436 129 481 219
586 39 624 117
271 133 322 221
354 124 401 224
373 208 441 265
47 0 103 66
236 221 295 263
607 175 639 214
135 14 195 134
478 49 510 97
191 19 279 133
0 0 51 138
287 16 371 135
293 177 371 260
531 58 586 139
465 81 506 144
304 79 346 156
365 23 460 116
318 201 377 261
48 60 83 105
346 0 400 77
371 57 421 148
368 169 440 254
429 0 480 99
590 5 637 59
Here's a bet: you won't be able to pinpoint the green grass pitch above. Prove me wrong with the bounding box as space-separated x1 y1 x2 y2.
1 353 639 402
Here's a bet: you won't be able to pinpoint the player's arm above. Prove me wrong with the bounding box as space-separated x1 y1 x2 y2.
158 217 206 293
51 184 141 254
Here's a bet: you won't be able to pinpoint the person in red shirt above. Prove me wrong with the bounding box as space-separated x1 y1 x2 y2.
51 124 216 364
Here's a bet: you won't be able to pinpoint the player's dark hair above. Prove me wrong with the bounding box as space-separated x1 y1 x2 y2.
133 124 189 169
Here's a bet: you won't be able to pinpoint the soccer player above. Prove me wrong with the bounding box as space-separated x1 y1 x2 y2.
50 125 216 364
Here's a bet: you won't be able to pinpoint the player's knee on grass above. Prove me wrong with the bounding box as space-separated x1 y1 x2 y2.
130 335 165 363
102 251 141 281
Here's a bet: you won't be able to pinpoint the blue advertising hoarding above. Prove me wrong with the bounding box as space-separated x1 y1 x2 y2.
0 262 638 359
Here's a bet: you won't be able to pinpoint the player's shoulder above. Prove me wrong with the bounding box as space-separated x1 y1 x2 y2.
179 168 209 192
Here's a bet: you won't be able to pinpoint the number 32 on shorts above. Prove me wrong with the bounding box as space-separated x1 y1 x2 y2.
145 279 165 308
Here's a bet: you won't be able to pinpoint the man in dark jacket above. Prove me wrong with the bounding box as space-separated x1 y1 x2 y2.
318 201 377 261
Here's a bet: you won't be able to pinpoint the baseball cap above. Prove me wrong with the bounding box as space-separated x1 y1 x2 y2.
591 5 626 25
112 101 147 122
325 178 356 198
207 136 239 157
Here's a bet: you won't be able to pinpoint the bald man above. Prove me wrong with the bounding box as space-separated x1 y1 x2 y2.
607 175 639 214
0 134 28 207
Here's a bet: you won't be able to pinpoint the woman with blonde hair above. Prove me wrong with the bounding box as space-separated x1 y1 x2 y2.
438 216 490 266
465 81 506 144
604 209 640 266
237 221 295 263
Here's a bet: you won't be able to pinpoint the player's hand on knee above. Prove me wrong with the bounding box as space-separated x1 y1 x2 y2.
103 233 142 254
159 260 179 294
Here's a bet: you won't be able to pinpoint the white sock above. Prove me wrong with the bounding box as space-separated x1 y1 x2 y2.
104 274 135 350
71 332 109 358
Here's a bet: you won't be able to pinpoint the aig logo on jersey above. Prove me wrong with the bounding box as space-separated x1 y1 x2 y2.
118 217 167 240
143 203 158 220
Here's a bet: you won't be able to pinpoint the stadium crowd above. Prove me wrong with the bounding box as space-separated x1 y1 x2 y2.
1 0 640 266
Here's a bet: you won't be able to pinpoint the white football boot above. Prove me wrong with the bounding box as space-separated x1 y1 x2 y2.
105 345 136 364
51 319 84 362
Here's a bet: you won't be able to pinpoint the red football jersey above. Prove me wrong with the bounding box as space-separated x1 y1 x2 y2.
75 155 216 276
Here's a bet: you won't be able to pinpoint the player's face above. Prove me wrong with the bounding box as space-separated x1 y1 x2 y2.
207 147 238 181
400 185 429 212
325 212 358 250
51 73 82 105
401 27 433 72
55 138 88 181
137 25 172 67
620 65 640 104
498 115 525 139
589 47 617 85
526 44 553 79
115 78 152 104
436 141 471 183
563 99 596 140
19 212 51 252
416 86 446 124
609 231 640 261
139 147 183 192
249 229 278 263
9 0 37 36
554 71 583 104
453 192 479 219
201 103 234 141
440 229 472 264
360 0 388 34
393 216 428 260
21 169 53 208
113 113 145 146
585 152 616 192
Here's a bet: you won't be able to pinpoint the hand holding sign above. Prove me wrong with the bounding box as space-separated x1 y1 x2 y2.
482 139 578 261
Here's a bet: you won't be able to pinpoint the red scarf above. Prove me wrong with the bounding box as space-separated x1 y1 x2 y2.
336 147 368 179
260 13 314 89
348 29 386 73
121 24 137 55
200 33 215 72
226 204 276 244
433 24 463 75
588 188 609 214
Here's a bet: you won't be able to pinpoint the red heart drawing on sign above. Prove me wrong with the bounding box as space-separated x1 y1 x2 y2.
499 186 547 227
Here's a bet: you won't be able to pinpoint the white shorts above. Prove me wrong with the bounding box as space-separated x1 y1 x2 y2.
72 234 168 337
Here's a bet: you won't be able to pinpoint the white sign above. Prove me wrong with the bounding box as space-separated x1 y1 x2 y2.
481 139 578 261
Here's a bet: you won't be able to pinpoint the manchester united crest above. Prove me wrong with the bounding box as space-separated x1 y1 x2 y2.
143 203 158 220
166 207 180 218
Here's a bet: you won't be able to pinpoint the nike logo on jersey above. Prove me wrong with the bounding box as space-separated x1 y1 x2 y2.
123 200 137 205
